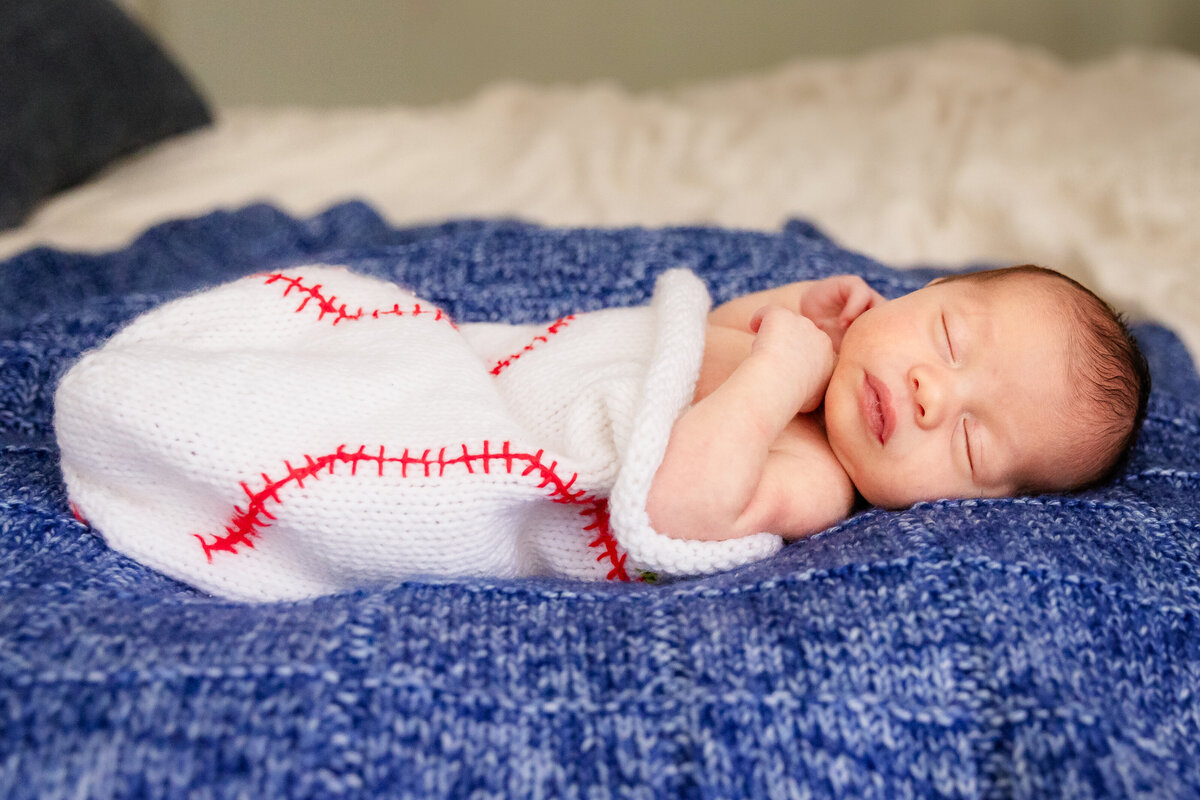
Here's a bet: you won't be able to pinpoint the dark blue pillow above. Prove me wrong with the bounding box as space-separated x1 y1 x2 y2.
0 0 212 230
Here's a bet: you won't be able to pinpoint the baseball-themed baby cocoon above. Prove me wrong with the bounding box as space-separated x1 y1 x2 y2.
54 266 782 601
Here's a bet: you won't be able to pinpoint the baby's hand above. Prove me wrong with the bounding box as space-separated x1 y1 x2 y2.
798 275 886 352
748 305 835 413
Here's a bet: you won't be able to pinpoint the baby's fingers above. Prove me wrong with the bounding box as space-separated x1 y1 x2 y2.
750 305 806 345
753 303 834 357
749 306 768 334
840 278 886 322
821 277 886 351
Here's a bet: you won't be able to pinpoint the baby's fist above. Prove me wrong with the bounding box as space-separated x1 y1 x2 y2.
749 305 835 413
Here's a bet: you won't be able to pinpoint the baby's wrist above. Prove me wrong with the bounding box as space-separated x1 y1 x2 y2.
741 351 821 416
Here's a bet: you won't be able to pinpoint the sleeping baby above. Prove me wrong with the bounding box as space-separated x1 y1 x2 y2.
650 265 1150 542
54 265 1148 601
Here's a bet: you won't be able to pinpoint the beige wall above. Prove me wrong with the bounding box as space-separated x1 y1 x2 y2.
117 0 1200 106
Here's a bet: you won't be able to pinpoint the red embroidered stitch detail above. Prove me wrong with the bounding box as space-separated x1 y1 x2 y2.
490 315 575 375
192 440 631 581
70 503 89 526
264 272 454 327
578 498 632 581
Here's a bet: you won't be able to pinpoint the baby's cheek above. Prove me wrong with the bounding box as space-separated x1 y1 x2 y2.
852 455 952 509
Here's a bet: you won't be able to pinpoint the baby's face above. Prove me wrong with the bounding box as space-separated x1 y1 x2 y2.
823 276 1078 508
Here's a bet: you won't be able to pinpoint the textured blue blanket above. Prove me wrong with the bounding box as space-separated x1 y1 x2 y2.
2 202 1198 798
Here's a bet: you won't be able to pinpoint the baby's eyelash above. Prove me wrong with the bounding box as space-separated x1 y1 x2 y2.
963 418 974 475
942 313 955 361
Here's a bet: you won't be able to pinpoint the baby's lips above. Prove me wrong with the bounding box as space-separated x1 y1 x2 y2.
861 371 896 446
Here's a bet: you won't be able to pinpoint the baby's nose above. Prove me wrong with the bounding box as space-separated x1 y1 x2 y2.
908 364 946 429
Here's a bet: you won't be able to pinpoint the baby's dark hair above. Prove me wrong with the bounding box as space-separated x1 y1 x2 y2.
941 265 1151 490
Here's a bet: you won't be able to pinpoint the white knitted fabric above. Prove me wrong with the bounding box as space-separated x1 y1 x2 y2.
54 266 782 601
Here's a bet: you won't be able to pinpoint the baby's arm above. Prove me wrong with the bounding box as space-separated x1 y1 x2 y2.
710 275 884 352
647 306 844 542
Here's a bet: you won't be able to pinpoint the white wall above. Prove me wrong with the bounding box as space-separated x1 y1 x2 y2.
116 0 1200 106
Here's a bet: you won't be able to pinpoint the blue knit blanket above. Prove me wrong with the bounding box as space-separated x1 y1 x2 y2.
2 202 1198 798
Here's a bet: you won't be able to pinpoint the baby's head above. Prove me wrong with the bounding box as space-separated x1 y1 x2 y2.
823 265 1150 508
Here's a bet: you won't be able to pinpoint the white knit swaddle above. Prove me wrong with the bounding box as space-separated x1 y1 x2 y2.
54 267 782 601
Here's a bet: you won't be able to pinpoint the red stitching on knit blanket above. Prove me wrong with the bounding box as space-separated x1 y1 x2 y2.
265 272 454 327
490 316 575 375
192 441 631 581
266 272 584 378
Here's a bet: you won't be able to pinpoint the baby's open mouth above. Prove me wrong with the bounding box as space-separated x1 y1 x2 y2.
861 371 895 445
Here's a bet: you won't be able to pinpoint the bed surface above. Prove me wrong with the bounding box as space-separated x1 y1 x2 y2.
3 32 1200 799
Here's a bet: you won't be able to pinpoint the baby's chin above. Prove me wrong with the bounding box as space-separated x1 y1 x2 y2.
858 491 917 511
851 477 942 510
857 479 1011 510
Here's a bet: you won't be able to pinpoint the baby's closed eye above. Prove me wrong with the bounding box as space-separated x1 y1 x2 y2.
941 312 956 362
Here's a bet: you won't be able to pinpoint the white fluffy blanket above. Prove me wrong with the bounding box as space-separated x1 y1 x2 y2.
3 37 1197 356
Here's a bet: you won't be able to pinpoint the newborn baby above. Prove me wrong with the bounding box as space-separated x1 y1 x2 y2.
651 266 1150 542
54 265 1149 600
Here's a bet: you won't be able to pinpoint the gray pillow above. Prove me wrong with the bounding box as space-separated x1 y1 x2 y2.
0 0 212 230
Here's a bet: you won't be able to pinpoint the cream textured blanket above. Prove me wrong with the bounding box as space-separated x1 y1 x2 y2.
4 38 1196 359
54 266 781 601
